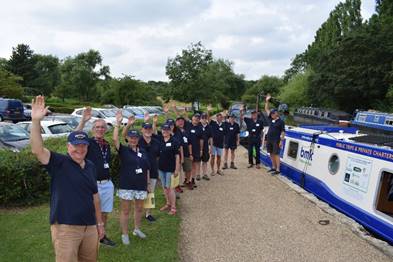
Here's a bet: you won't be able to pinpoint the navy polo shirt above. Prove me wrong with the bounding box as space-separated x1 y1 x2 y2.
267 117 285 142
224 122 240 146
174 129 190 157
210 120 226 148
138 137 160 179
44 152 98 225
184 120 193 131
86 138 111 181
158 136 180 172
187 124 203 156
200 123 212 153
244 117 264 140
118 145 150 191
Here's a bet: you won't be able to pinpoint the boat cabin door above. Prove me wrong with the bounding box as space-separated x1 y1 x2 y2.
376 171 393 216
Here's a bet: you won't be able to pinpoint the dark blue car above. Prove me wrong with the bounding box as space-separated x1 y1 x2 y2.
0 98 26 123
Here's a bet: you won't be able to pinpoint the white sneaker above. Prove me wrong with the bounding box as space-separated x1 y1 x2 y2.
133 229 146 239
121 234 130 245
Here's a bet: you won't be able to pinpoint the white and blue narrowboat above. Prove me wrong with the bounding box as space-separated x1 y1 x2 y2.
260 125 393 244
351 111 393 136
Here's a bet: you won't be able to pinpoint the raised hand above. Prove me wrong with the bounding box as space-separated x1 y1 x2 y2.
127 115 135 126
207 104 212 112
266 94 272 101
31 95 49 121
115 110 123 125
163 104 169 114
240 104 245 111
144 112 150 122
153 114 158 123
82 106 92 122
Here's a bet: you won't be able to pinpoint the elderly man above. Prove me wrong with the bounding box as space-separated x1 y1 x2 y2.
75 107 116 247
30 96 104 262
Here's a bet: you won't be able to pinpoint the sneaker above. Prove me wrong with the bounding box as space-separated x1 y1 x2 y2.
230 162 237 169
210 171 216 176
247 164 254 168
175 186 183 193
133 229 146 239
180 179 187 187
217 170 224 176
272 170 281 175
267 168 276 173
121 234 130 245
222 163 228 169
196 175 201 181
192 178 197 188
187 182 194 190
100 235 116 247
202 174 210 181
145 215 156 223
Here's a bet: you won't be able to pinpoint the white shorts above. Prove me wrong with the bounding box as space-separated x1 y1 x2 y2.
117 189 147 201
97 180 114 213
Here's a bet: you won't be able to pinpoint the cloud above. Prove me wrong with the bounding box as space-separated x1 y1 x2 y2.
0 0 376 81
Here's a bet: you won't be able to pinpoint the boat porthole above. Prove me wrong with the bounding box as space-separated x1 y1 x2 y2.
328 154 339 175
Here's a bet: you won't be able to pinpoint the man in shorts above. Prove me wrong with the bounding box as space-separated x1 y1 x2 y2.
265 94 285 175
209 112 226 176
223 114 240 169
174 116 193 189
76 107 116 247
200 113 212 180
188 114 203 182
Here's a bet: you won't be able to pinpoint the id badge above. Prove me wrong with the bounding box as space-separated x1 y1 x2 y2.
252 129 256 132
230 127 234 130
256 123 260 127
104 163 110 169
219 127 223 131
135 168 143 174
191 129 196 133
183 137 188 143
166 142 172 147
137 152 142 158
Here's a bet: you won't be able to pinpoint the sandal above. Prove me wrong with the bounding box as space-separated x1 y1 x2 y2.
160 204 170 212
168 207 177 216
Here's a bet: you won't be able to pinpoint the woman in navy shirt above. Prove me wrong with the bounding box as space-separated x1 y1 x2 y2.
157 124 181 215
113 111 151 245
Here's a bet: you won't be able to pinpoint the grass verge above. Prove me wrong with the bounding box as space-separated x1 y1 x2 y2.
0 188 180 262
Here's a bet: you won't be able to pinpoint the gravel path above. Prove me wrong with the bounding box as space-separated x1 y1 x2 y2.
179 147 391 262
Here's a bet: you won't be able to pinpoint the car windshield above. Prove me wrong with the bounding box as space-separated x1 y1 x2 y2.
45 116 80 128
0 125 30 142
48 124 73 134
130 108 145 115
101 109 116 117
121 110 133 117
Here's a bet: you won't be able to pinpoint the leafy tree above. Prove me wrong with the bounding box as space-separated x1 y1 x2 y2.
278 70 312 108
166 42 213 103
241 75 284 105
0 68 23 99
6 44 37 88
28 54 60 96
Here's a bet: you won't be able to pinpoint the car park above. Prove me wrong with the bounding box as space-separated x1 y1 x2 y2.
72 107 128 126
122 106 145 119
0 98 26 123
44 115 95 133
0 122 30 152
17 120 73 139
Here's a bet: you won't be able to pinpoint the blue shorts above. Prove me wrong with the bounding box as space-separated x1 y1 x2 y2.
211 146 223 156
97 180 114 213
159 170 173 188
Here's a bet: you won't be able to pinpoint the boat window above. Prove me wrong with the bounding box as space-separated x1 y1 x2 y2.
376 171 393 217
287 141 299 159
357 114 367 122
385 118 393 126
328 154 339 175
374 116 380 122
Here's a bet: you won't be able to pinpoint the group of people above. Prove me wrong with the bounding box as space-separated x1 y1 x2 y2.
30 94 285 262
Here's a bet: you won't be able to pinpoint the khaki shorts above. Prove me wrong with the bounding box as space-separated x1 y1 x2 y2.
51 224 98 262
182 157 192 172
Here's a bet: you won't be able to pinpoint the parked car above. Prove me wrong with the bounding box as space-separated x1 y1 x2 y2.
122 106 145 119
23 103 52 121
44 115 95 132
71 108 128 126
17 120 73 139
0 122 30 152
139 106 163 115
0 98 26 123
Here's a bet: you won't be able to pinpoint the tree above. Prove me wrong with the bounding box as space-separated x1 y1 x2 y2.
166 42 213 103
6 44 37 88
241 75 284 105
28 54 60 96
278 70 313 108
0 68 23 99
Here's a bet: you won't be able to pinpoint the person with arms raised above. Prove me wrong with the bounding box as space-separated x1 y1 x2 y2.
30 96 104 262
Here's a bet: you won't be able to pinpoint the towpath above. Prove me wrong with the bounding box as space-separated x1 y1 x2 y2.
179 147 391 262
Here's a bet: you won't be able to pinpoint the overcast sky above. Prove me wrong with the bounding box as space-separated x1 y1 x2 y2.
0 0 376 81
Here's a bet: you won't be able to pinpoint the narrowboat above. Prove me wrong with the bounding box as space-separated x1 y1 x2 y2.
260 125 393 244
294 107 352 126
351 111 393 136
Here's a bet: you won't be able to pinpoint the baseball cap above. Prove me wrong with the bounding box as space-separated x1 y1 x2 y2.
127 130 140 138
166 119 175 125
201 113 208 119
193 113 201 118
270 109 278 114
161 123 171 130
142 122 152 129
176 116 185 121
68 131 89 145
229 114 236 118
251 110 258 114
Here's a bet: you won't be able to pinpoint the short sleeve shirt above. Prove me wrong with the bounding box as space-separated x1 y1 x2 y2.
44 152 98 225
224 122 240 144
138 137 160 179
187 124 203 155
200 123 212 152
86 138 111 181
244 117 264 139
267 117 285 142
158 136 180 172
118 145 150 191
210 120 226 148
174 129 190 157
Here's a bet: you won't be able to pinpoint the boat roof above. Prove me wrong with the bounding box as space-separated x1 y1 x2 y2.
356 111 393 117
296 107 351 116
